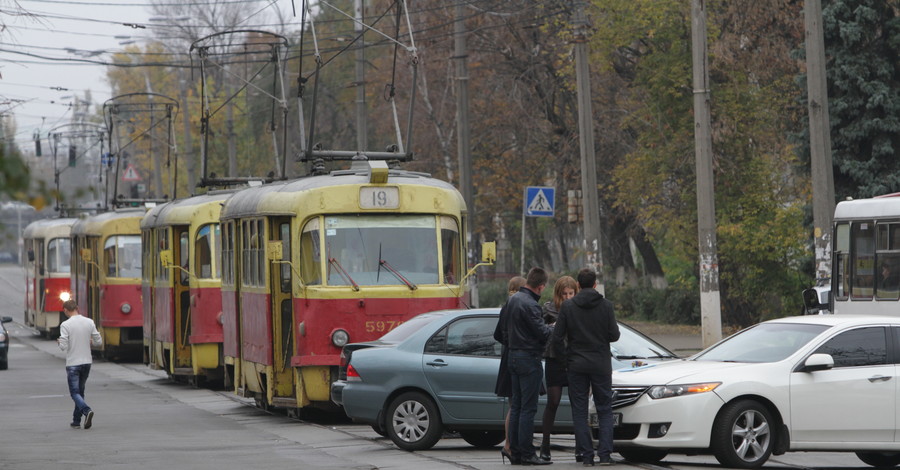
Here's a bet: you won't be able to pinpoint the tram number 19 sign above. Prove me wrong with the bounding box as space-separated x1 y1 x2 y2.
360 186 400 209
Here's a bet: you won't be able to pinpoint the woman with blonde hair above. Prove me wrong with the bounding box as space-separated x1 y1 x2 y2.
539 275 578 461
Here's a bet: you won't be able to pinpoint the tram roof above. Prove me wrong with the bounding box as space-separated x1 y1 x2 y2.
141 190 236 229
71 208 147 236
22 217 77 239
220 168 463 219
834 196 900 221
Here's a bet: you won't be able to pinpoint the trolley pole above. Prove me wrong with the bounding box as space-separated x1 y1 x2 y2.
455 2 477 304
572 0 604 293
691 0 722 347
805 0 835 285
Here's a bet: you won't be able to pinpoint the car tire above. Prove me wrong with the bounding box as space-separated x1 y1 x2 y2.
711 399 774 469
856 452 900 468
459 430 505 449
618 448 668 464
385 391 443 451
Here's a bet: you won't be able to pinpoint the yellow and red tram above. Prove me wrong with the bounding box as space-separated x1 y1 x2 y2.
141 191 231 385
70 209 145 360
220 162 470 410
23 217 76 338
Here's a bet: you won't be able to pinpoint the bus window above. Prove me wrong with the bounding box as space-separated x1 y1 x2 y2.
440 216 460 285
47 238 71 274
105 235 142 279
876 222 900 300
835 223 850 299
299 218 321 285
323 215 439 286
851 221 875 299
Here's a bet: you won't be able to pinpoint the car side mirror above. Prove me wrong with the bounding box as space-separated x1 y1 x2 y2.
803 353 834 372
802 287 825 315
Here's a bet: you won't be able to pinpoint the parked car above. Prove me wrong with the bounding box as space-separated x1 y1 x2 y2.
331 308 677 451
612 314 900 469
1 316 13 370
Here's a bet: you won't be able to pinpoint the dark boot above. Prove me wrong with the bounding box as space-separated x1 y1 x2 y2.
539 437 551 461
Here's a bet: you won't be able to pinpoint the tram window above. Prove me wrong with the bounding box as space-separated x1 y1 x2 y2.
256 219 265 287
214 224 222 279
440 216 460 285
195 224 221 280
279 223 290 294
178 232 189 285
851 221 875 299
323 215 440 287
47 238 71 274
105 235 142 279
222 222 234 286
299 218 322 285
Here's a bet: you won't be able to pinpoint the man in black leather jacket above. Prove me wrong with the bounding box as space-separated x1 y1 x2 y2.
505 267 552 465
552 268 620 466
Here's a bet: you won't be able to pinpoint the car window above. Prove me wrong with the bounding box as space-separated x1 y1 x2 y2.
424 317 501 357
695 322 828 363
813 327 887 368
378 312 445 343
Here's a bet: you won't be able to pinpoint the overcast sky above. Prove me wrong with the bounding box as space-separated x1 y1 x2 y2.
1 0 297 152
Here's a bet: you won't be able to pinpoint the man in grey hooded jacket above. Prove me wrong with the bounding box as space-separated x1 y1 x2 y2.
552 268 620 466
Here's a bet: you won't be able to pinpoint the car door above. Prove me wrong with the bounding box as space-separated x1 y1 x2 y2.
790 326 896 443
422 316 506 422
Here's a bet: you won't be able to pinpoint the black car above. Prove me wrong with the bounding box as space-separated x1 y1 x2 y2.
1 316 12 370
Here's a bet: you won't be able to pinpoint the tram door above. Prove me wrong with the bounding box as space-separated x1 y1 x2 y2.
173 227 191 371
87 237 101 327
269 217 294 405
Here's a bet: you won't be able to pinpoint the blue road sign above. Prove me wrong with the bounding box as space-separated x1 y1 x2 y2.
525 186 555 217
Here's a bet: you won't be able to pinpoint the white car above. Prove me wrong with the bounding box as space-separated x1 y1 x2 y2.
612 315 900 469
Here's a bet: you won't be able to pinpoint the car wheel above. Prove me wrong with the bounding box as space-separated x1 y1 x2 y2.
857 452 900 467
385 391 443 451
618 448 668 464
459 430 505 448
711 399 774 469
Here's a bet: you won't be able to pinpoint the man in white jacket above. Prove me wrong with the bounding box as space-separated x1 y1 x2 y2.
58 299 102 429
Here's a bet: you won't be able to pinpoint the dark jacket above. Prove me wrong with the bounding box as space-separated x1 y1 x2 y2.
506 286 552 355
552 288 620 374
542 301 563 359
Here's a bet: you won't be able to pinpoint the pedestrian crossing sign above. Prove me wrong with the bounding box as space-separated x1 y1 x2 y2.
525 186 555 217
122 164 141 182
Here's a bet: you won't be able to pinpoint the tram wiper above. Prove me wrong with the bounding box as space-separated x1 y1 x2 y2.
328 257 360 291
378 257 417 291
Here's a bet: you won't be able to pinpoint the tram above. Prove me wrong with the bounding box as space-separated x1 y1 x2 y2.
829 193 900 316
220 161 479 411
70 208 145 359
22 217 76 337
141 191 231 385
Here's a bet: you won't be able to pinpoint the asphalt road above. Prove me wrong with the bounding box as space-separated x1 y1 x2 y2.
0 265 877 470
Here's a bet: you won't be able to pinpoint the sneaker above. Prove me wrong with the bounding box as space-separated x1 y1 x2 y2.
83 410 94 429
70 423 80 429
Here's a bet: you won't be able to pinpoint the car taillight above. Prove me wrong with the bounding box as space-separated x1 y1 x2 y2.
346 364 361 381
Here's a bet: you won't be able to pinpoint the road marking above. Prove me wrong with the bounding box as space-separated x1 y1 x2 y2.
28 395 65 399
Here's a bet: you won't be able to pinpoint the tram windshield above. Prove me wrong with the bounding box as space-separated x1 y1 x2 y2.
47 238 71 274
311 214 460 287
104 235 142 279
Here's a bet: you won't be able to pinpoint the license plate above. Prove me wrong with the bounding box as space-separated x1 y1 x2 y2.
613 413 622 427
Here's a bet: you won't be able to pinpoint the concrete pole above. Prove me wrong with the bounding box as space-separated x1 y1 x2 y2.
691 0 722 347
454 2 477 304
805 0 835 285
355 0 368 152
572 0 604 294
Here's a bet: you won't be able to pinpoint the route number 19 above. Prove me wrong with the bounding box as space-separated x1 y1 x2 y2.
359 186 400 209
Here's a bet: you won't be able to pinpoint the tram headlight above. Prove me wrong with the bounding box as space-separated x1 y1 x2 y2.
59 291 71 302
121 302 132 314
331 329 350 348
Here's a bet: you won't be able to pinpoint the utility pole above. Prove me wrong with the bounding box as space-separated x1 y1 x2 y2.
805 0 835 285
572 0 604 293
691 0 722 347
455 2 477 304
355 0 368 152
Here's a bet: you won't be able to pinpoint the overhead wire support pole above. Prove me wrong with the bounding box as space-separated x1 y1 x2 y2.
691 0 722 347
454 1 476 305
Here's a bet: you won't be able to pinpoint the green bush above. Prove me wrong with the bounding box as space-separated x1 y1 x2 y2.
608 284 700 325
477 279 512 308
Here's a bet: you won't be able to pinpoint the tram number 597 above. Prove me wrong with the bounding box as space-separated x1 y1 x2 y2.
360 187 400 209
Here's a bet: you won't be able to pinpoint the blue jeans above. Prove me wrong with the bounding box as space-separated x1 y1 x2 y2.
568 371 613 460
508 350 543 460
66 364 92 424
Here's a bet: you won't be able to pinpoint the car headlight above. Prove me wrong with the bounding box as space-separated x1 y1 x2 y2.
331 329 349 347
59 291 71 302
647 382 720 399
121 302 132 314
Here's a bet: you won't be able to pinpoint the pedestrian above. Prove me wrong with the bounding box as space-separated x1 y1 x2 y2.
552 268 620 466
58 299 102 429
506 267 552 466
539 275 579 461
494 275 526 462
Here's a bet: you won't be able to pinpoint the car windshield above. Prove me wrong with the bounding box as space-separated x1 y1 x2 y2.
378 312 448 343
694 322 829 363
613 323 678 359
